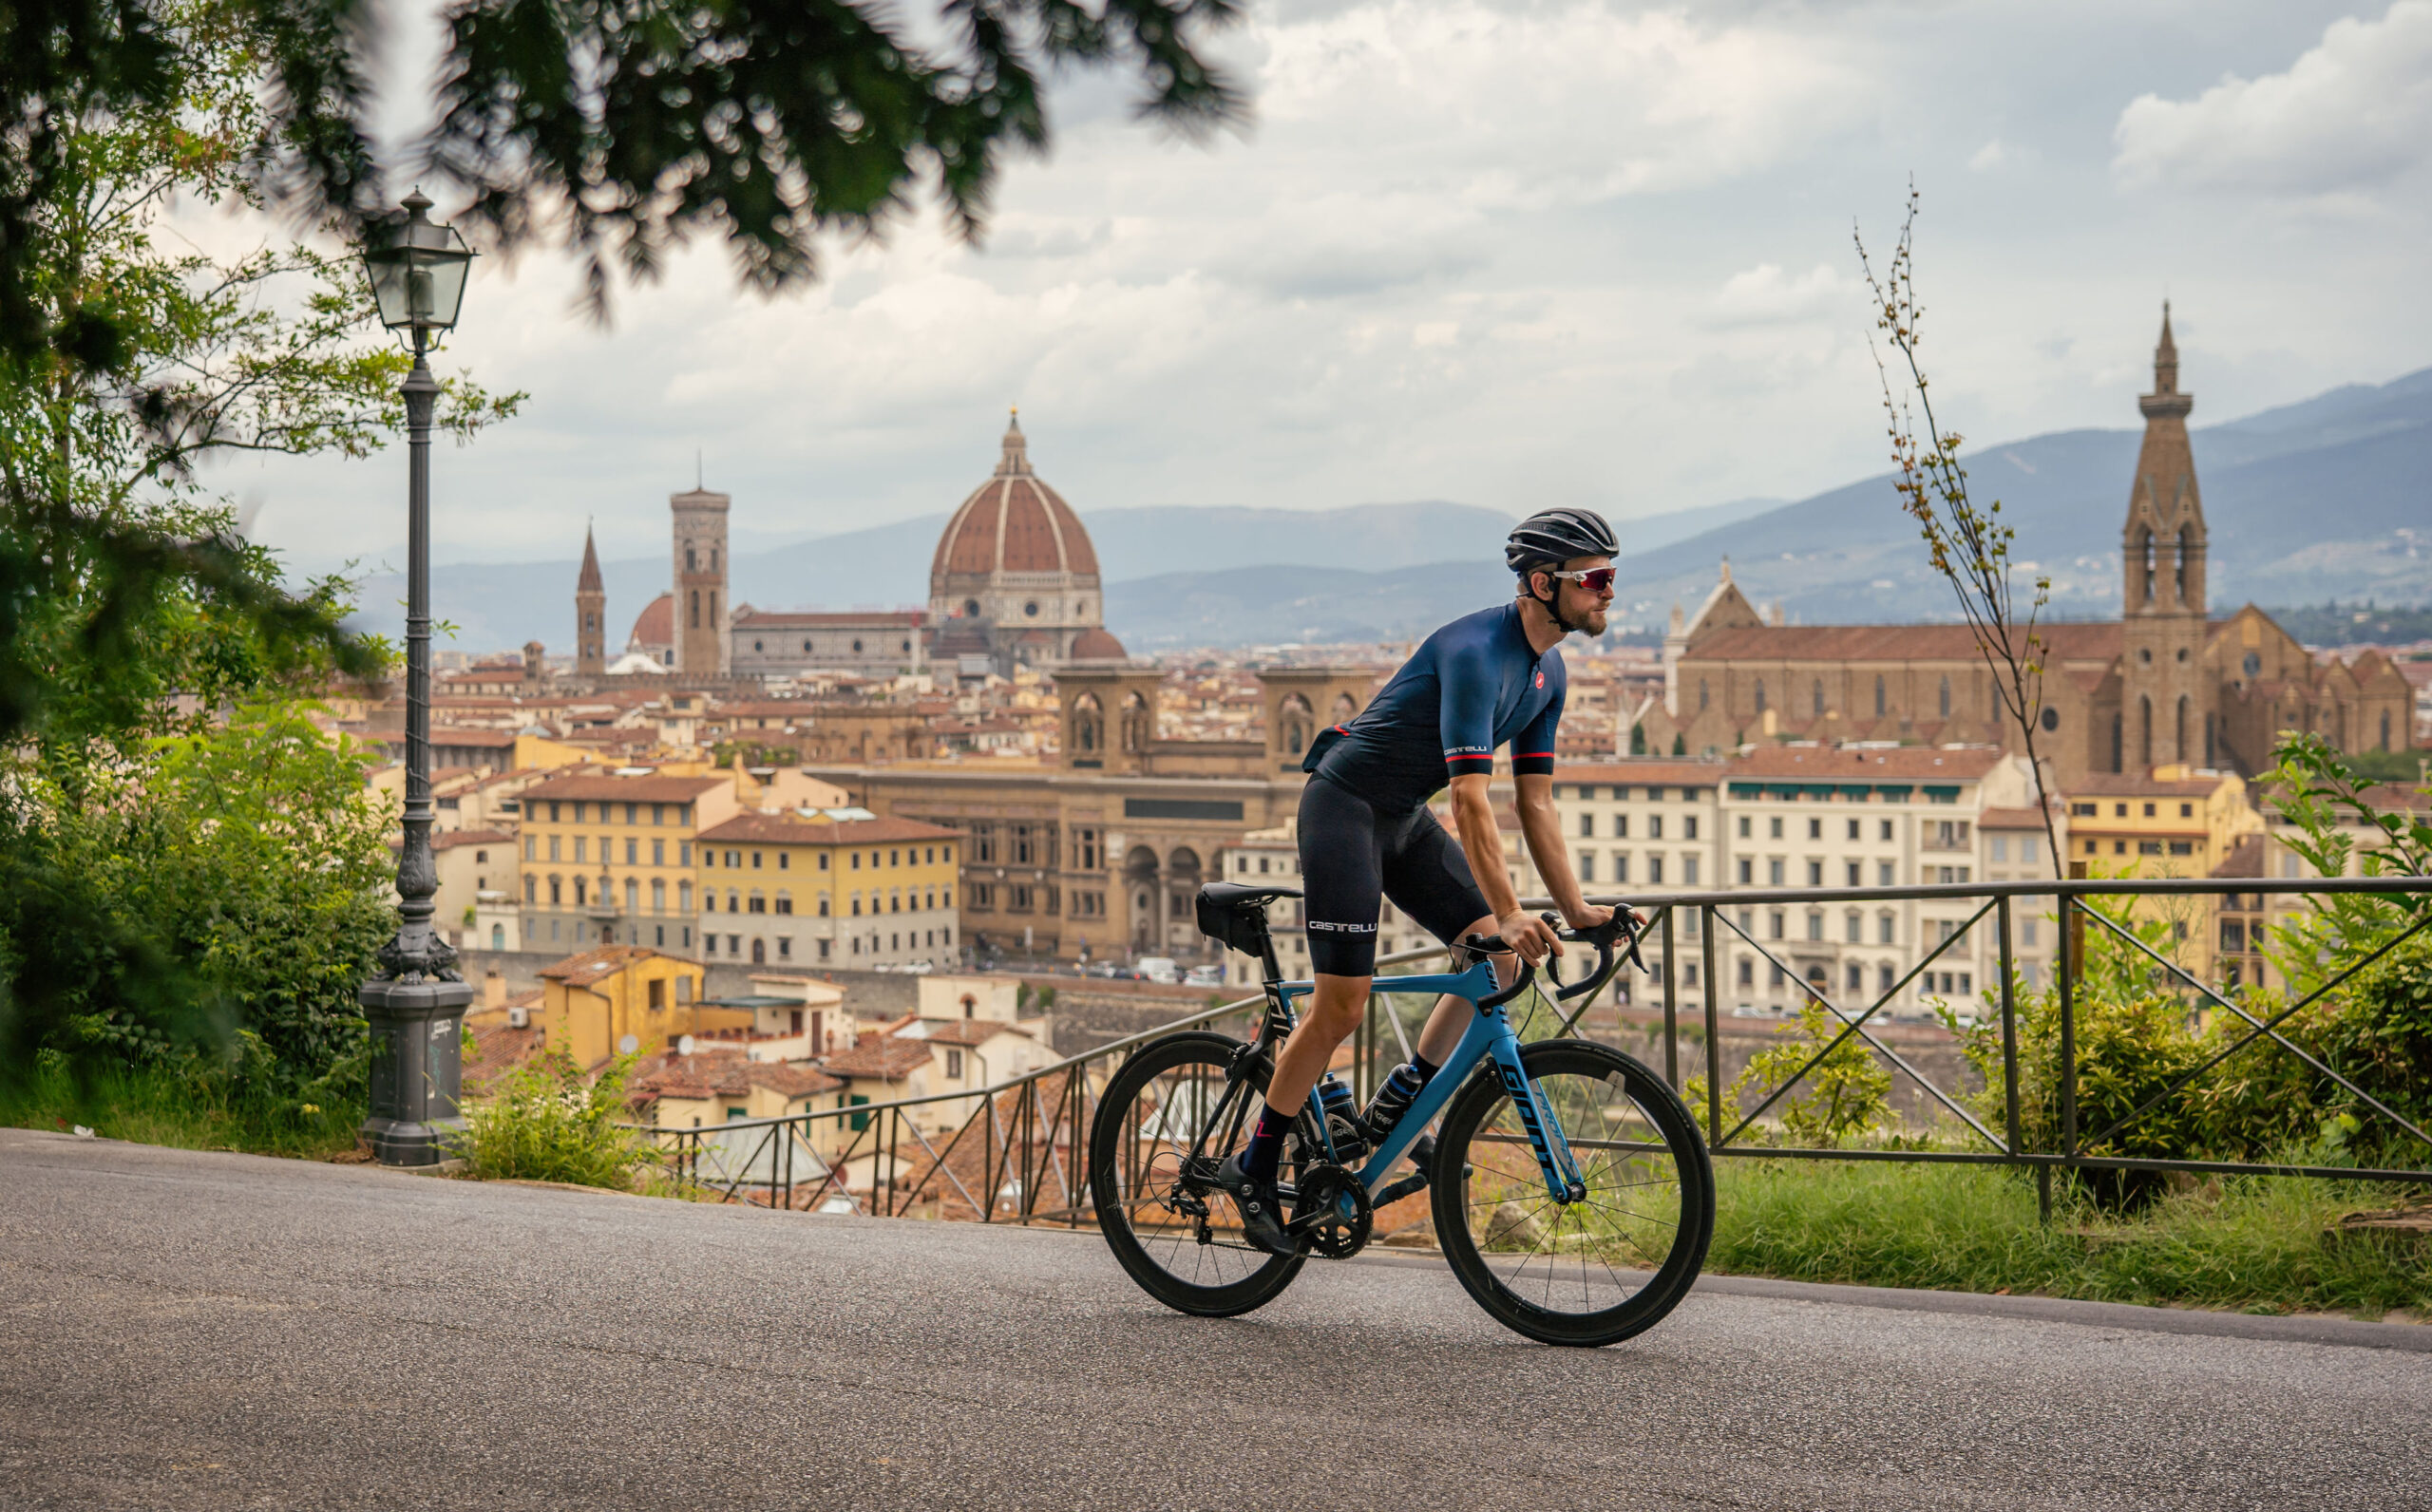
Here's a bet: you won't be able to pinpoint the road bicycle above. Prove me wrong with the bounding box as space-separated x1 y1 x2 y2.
1088 882 1715 1347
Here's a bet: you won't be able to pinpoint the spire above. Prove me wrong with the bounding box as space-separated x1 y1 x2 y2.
2140 302 2191 420
578 524 603 592
997 406 1032 477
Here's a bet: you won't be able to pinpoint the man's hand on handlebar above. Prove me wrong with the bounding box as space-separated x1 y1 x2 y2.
1493 908 1562 965
1565 902 1615 935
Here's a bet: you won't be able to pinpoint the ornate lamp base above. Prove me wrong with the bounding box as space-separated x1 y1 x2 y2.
359 973 476 1166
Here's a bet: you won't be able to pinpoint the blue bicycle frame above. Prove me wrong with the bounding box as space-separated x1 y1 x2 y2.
1273 957 1587 1205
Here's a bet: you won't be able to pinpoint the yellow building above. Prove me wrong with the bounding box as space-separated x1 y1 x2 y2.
696 810 962 971
518 769 737 954
2061 765 2261 982
536 946 744 1068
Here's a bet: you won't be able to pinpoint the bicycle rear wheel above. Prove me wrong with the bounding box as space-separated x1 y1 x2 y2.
1090 1031 1305 1316
1434 1040 1713 1347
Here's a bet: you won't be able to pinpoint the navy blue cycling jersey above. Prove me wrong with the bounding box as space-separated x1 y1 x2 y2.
1303 601 1564 813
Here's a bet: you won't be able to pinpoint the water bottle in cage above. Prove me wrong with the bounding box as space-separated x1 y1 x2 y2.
1315 1075 1367 1161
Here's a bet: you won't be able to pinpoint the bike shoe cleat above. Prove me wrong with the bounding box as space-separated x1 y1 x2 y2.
1212 1152 1301 1258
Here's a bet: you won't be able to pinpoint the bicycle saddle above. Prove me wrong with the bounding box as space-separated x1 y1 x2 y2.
1195 881 1301 955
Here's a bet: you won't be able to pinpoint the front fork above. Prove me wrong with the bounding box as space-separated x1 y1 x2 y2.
1483 1011 1587 1204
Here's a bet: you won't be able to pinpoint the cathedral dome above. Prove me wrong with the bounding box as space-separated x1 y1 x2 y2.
1069 627 1128 660
627 592 674 652
929 413 1101 583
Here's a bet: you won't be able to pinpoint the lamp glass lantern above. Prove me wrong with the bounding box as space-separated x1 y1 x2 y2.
362 190 474 338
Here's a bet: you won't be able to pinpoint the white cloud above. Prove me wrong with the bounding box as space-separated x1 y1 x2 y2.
2113 1 2432 193
1710 263 1852 327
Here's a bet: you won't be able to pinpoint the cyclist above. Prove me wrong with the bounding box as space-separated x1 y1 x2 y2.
1215 506 1622 1255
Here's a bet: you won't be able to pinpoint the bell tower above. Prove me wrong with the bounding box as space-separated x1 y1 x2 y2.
672 485 730 678
2118 304 2208 771
574 525 607 677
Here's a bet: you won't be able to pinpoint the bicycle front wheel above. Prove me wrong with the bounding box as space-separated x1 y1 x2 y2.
1434 1040 1713 1347
1089 1031 1305 1317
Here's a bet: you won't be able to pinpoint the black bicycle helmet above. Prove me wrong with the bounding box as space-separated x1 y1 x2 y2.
1505 507 1618 575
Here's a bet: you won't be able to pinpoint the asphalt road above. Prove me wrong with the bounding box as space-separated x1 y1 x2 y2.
4 1126 2428 1511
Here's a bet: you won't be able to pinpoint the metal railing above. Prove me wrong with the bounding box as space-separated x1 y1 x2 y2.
636 876 2432 1221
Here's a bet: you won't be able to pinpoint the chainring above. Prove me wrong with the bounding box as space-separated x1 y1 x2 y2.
1290 1162 1374 1259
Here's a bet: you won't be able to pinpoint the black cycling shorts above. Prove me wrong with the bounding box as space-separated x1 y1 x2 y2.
1298 774 1492 977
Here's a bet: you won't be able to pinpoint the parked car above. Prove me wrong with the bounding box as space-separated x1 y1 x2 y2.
1137 956 1181 984
1184 964 1226 987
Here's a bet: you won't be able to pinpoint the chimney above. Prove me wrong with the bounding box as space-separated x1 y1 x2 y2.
484 969 506 1010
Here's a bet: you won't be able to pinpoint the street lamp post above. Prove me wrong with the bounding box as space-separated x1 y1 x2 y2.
358 191 478 1165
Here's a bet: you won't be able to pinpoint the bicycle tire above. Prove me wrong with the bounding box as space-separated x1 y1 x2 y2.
1090 1030 1306 1317
1433 1040 1713 1347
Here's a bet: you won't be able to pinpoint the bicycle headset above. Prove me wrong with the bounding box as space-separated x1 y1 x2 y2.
1504 507 1618 636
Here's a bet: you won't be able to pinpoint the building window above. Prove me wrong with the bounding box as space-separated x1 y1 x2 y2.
1648 857 1663 884
1878 913 1895 945
1683 856 1700 885
1845 910 1862 943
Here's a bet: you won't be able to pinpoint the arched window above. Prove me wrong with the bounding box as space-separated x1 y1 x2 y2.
776 890 792 916
2138 529 2156 606
623 878 638 912
1121 691 1151 754
652 878 666 913
1072 691 1102 755
751 937 766 964
689 590 700 629
1754 679 1766 715
1874 674 1886 718
525 875 538 904
1812 679 1824 717
1938 675 1951 719
2138 695 2153 768
573 876 586 907
678 880 693 912
1280 694 1313 756
2176 695 2189 763
490 923 504 951
2175 525 2192 605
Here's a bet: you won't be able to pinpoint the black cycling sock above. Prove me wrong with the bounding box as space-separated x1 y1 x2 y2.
1243 1104 1293 1181
1410 1050 1441 1086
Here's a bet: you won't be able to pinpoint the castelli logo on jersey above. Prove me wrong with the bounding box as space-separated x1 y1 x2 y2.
1534 670 1545 689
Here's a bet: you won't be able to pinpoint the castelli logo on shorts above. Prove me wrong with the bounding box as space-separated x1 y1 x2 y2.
1534 670 1545 689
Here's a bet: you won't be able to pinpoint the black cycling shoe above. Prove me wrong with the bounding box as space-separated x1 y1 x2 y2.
1213 1152 1300 1258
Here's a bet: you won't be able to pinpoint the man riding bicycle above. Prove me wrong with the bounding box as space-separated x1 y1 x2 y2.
1216 506 1622 1255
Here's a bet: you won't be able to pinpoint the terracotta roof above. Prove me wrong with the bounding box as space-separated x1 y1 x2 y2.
628 593 674 650
697 812 960 846
1686 622 2123 663
2063 772 2230 798
538 945 662 988
630 1050 841 1102
430 827 514 851
464 1024 545 1092
930 416 1100 580
522 772 727 803
902 1019 1033 1048
1723 747 2006 781
1560 760 1731 786
2212 834 2266 879
821 1038 935 1080
1977 806 2050 830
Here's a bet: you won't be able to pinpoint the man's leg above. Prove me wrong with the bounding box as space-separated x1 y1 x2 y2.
1267 972 1371 1121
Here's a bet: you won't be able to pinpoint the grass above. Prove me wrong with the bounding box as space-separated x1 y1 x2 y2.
1708 1157 2432 1319
0 1063 366 1161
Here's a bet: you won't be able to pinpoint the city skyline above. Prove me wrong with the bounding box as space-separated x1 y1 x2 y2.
199 1 2432 579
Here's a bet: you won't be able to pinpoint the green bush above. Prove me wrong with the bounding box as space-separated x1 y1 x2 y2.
457 1052 656 1188
1712 999 1894 1147
0 702 394 1112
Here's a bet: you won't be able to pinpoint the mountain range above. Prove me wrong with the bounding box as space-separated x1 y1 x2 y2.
355 366 2430 655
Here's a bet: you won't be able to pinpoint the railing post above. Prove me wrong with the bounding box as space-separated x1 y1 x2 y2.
1997 895 2020 1159
2058 886 2079 1210
1661 908 1679 1089
1700 902 1721 1146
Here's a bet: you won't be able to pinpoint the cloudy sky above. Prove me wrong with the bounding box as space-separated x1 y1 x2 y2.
214 0 2432 577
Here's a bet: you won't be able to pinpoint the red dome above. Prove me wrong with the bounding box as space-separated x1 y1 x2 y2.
1070 627 1127 659
930 415 1100 581
627 592 673 649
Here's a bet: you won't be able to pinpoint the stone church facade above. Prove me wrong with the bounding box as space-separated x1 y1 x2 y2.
1630 310 2415 788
